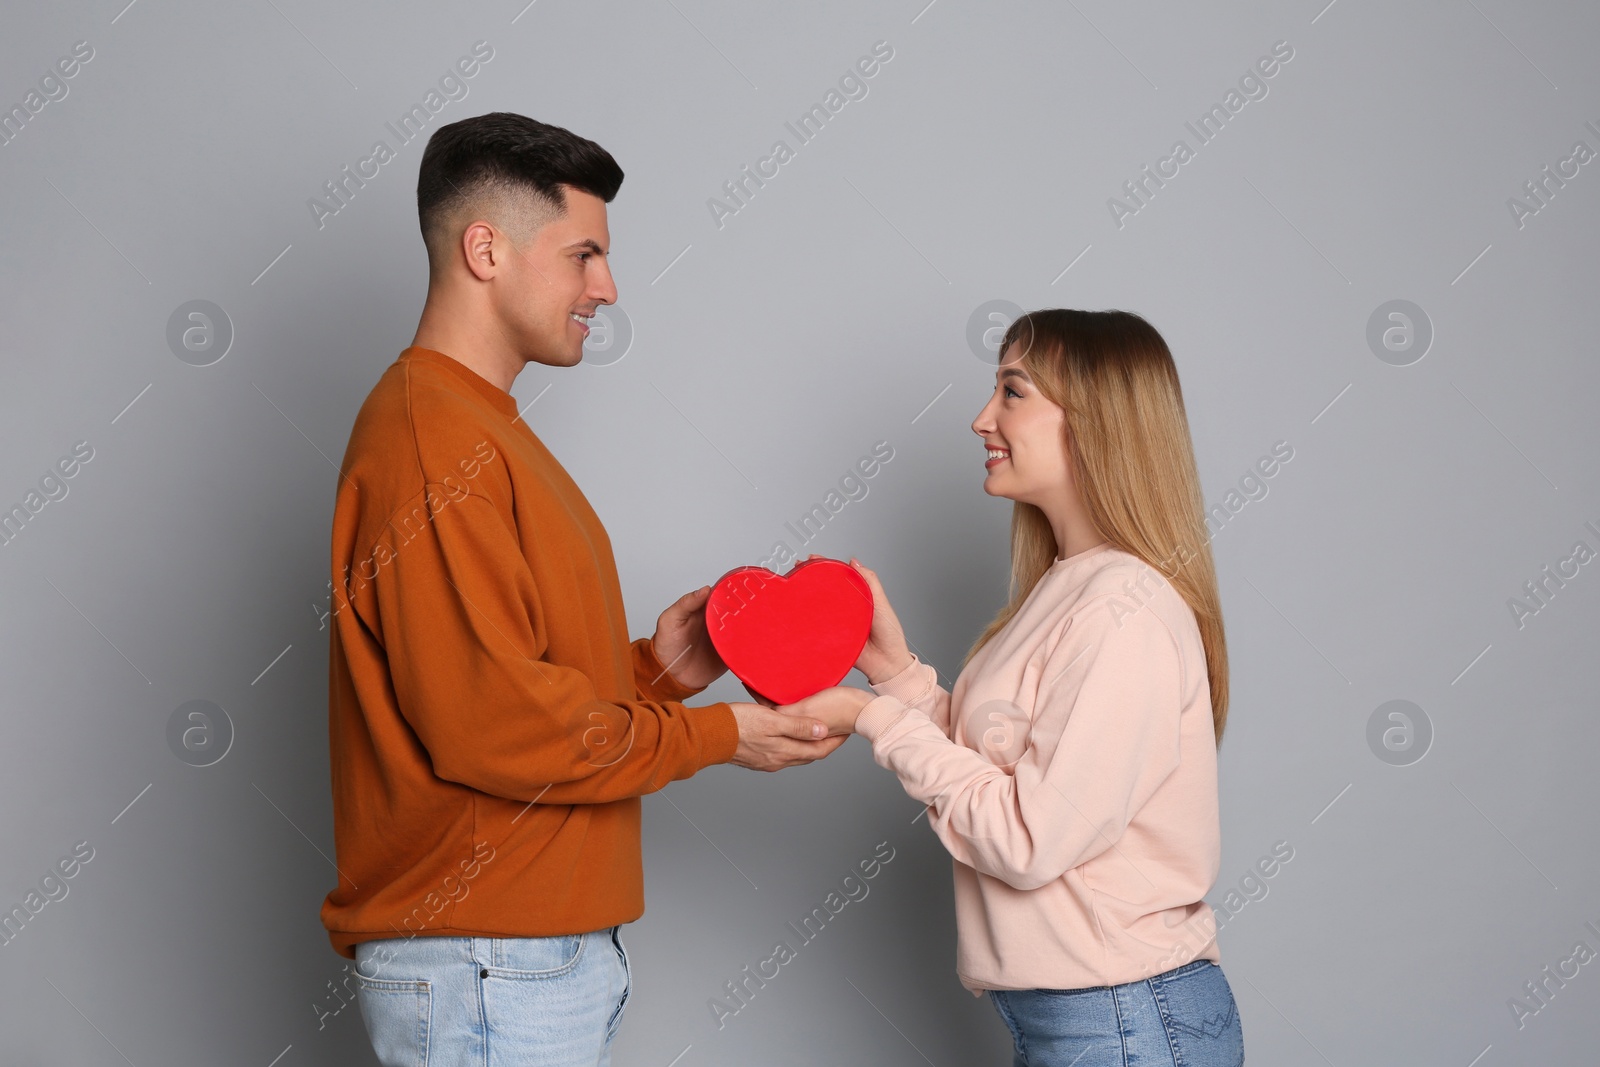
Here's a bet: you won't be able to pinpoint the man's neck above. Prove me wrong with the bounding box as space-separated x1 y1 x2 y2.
411 294 524 394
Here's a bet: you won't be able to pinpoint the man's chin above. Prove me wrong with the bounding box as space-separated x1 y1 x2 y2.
524 343 585 369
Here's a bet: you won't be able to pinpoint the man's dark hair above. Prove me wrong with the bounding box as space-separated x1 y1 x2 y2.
416 112 624 277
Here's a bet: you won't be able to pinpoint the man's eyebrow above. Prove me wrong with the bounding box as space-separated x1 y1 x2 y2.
564 238 608 254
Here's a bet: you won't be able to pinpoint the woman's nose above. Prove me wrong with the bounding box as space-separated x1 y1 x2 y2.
972 400 995 435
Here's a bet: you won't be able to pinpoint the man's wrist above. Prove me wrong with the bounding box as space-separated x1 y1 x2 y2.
638 636 701 701
704 701 742 766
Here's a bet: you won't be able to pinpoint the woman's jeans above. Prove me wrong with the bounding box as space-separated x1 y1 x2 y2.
988 959 1245 1066
352 926 632 1066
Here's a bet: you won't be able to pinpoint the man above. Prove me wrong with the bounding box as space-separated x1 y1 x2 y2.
320 112 844 1066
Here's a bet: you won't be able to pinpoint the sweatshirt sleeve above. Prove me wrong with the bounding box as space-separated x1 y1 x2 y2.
853 595 1182 891
866 652 952 737
369 486 740 804
630 636 707 705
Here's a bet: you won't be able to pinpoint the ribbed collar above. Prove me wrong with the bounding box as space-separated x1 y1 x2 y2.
1050 540 1117 573
399 346 519 420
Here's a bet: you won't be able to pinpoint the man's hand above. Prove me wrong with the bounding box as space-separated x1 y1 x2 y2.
650 585 728 691
728 702 849 772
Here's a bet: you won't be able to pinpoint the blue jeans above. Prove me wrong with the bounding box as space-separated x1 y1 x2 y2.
352 926 632 1066
988 959 1245 1066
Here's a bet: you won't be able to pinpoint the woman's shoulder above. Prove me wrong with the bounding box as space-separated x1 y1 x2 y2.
1057 545 1174 605
1032 552 1203 702
1056 547 1200 645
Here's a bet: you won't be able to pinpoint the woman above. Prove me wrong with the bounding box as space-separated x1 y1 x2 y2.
787 309 1245 1066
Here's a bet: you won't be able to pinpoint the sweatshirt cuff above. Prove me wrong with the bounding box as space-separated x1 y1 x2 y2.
692 702 741 767
855 694 913 742
632 636 704 703
868 653 935 707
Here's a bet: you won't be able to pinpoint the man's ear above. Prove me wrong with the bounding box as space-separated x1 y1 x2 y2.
461 220 501 281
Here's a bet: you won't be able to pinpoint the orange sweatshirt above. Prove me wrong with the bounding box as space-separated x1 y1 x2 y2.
320 346 741 960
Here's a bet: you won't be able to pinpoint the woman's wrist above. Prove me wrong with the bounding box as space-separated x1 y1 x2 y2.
863 650 915 686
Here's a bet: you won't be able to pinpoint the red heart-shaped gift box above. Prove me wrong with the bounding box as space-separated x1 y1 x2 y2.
705 557 873 706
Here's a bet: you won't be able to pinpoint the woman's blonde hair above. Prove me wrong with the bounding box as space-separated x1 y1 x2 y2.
961 309 1230 744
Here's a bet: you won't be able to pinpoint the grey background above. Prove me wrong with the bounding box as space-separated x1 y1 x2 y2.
1 0 1596 1063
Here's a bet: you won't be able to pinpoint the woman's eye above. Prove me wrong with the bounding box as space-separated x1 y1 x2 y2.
1004 386 1021 399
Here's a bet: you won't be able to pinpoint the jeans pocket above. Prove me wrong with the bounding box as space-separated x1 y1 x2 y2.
987 990 1027 1061
1149 962 1244 1067
606 927 632 1041
354 975 431 1067
481 932 618 1061
486 932 587 979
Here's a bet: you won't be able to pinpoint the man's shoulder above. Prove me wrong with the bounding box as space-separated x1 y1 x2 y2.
345 355 507 490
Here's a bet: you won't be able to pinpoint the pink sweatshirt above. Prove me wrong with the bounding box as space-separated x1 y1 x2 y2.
854 541 1222 996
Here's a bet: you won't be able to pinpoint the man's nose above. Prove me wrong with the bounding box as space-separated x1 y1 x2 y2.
591 262 618 305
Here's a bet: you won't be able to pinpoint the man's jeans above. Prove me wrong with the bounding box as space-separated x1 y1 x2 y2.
353 926 632 1066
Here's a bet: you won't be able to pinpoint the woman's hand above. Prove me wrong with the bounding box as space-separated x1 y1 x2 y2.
776 685 876 737
807 554 913 685
727 702 849 772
